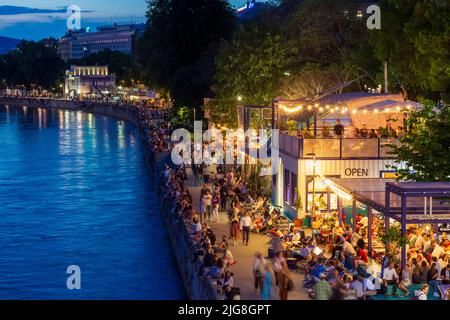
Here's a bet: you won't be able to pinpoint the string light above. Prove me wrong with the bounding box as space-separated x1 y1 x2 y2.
278 102 414 115
280 104 303 113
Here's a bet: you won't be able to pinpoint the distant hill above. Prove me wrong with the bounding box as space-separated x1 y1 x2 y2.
0 36 20 54
0 5 66 15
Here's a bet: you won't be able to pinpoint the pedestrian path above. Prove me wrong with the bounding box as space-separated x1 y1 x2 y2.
186 175 309 300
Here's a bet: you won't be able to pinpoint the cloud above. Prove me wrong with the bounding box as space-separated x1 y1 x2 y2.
0 10 102 30
0 5 93 16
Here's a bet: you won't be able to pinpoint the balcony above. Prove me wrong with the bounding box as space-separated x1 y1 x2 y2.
279 132 399 159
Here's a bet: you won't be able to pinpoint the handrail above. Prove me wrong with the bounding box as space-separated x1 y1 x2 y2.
279 132 398 159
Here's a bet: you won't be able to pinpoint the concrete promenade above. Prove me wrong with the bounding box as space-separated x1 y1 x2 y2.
185 173 310 300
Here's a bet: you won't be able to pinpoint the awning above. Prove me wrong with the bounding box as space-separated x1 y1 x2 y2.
329 178 450 224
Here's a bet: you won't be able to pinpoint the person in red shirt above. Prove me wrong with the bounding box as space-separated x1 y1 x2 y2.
354 247 369 270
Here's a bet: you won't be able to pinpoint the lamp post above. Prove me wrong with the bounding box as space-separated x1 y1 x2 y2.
307 152 316 215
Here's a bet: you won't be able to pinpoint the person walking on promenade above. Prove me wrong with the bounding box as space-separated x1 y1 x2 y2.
220 183 228 211
253 252 265 291
199 184 209 219
203 190 212 221
240 212 252 246
230 211 240 246
197 165 204 185
192 164 198 186
261 263 274 300
273 252 286 286
278 262 292 300
212 191 220 222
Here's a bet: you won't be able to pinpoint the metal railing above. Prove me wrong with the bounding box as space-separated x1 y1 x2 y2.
279 132 399 159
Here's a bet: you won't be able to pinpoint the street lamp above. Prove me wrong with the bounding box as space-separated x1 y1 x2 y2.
307 152 317 215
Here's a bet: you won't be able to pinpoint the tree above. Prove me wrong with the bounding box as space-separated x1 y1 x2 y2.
211 19 297 127
0 40 65 89
389 101 450 181
137 0 236 106
370 0 450 102
286 0 367 66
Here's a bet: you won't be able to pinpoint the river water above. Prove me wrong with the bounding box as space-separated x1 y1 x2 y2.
0 105 184 299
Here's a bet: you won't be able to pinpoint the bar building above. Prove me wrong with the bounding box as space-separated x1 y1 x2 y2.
270 92 420 220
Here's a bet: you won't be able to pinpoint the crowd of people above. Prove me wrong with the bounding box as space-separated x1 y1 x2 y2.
122 101 449 301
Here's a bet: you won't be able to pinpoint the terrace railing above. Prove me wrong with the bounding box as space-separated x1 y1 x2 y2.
279 132 399 159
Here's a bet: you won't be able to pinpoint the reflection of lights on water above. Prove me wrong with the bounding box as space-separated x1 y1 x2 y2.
117 121 125 149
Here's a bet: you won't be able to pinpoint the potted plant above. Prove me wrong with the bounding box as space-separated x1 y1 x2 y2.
379 223 407 264
286 120 297 135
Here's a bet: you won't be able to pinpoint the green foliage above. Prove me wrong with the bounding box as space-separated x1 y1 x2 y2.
247 167 270 198
379 223 407 262
389 100 450 181
286 120 297 132
370 0 450 101
287 0 367 66
138 0 236 108
293 188 303 212
211 19 297 127
0 40 65 89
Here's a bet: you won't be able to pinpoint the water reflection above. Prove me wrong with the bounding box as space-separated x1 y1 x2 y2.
0 105 184 300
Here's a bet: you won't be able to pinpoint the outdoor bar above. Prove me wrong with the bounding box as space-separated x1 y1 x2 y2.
328 179 450 269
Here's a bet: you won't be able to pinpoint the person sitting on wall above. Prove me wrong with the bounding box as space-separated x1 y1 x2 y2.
354 239 369 271
382 261 400 296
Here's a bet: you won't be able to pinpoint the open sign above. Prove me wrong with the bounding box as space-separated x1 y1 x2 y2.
345 168 369 177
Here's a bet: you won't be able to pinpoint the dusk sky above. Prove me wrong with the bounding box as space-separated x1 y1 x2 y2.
0 0 247 40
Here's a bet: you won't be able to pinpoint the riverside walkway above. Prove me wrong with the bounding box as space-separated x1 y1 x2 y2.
184 172 310 300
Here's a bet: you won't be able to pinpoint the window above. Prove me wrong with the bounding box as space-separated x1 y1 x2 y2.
284 169 290 204
291 173 297 205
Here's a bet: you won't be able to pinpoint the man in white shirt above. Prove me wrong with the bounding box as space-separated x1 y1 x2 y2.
382 262 399 295
415 232 426 252
342 238 356 256
432 243 445 259
240 213 253 246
